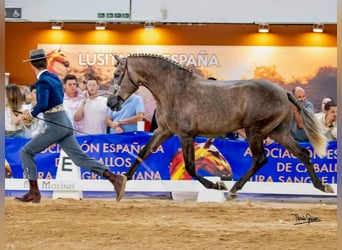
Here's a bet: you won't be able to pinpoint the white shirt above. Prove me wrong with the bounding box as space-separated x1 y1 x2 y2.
82 96 108 134
63 91 84 134
315 112 337 141
23 103 46 138
5 105 24 132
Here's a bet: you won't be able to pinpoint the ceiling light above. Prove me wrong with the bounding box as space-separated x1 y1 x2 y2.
95 22 106 30
144 21 155 30
258 23 270 33
51 21 63 30
313 23 324 33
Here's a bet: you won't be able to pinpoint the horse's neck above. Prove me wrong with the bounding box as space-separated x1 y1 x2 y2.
133 57 189 97
47 58 56 72
142 77 183 109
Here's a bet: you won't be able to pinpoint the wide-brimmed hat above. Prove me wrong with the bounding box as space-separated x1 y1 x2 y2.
23 49 49 62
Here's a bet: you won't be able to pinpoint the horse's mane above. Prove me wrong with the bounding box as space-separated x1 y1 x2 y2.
128 53 193 73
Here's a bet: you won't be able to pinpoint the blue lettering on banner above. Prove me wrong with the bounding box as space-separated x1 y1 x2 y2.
5 133 337 184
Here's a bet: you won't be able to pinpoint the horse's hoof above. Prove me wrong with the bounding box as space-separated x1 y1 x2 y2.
226 192 237 201
324 184 334 193
217 181 228 190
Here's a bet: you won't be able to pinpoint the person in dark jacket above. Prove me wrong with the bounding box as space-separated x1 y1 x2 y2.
17 49 126 203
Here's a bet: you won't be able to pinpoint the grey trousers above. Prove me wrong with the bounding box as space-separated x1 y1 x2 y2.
20 110 107 180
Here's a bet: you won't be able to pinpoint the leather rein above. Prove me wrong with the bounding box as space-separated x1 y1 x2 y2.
111 58 140 99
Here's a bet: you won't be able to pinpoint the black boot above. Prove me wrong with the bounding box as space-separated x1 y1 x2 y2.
15 180 41 203
103 170 127 202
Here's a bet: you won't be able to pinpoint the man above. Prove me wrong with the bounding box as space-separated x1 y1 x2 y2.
290 86 314 142
315 100 337 141
63 74 84 134
18 49 126 203
316 97 334 116
106 93 145 134
74 76 108 134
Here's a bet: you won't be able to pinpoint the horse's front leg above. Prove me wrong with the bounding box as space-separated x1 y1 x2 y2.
227 139 267 200
180 137 227 190
125 129 173 180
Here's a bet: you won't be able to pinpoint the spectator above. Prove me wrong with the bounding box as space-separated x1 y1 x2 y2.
74 76 108 134
315 100 337 141
24 84 47 138
21 85 33 106
290 86 314 142
316 96 334 116
106 93 145 134
5 84 25 138
63 74 84 134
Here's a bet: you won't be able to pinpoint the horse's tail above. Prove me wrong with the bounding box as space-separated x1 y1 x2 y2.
287 92 327 158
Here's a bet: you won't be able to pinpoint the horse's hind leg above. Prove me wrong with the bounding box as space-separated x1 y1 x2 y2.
180 137 227 190
271 132 334 194
125 128 173 180
227 138 267 200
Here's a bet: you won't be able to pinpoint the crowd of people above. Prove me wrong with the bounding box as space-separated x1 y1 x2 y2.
5 75 145 139
5 73 338 142
290 86 337 142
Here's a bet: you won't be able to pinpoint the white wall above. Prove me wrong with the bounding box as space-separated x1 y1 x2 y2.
5 0 337 23
5 0 130 22
132 0 337 24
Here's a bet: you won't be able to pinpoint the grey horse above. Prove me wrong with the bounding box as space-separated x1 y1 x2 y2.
107 54 334 200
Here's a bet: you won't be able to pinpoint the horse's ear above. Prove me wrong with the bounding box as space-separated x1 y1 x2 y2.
113 54 123 65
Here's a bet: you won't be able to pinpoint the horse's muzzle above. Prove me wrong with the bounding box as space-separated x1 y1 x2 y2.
107 95 123 111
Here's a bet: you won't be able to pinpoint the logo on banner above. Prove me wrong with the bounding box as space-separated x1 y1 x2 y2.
5 8 22 19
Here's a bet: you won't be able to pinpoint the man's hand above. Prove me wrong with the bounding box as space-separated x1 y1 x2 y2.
291 104 299 113
115 126 124 133
264 137 274 145
82 90 89 104
5 162 12 177
22 110 33 124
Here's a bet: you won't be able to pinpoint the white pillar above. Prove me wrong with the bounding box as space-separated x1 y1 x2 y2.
52 150 83 200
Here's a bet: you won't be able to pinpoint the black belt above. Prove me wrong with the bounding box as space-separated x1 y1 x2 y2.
45 104 64 113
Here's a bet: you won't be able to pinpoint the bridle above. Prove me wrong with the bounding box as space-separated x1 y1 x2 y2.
110 58 140 100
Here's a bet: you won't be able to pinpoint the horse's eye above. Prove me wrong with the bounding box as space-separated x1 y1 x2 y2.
114 72 120 78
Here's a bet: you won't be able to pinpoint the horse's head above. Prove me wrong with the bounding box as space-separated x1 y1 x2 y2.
47 48 70 68
107 54 140 111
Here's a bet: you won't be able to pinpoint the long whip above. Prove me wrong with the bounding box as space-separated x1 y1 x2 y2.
12 109 91 135
12 92 114 136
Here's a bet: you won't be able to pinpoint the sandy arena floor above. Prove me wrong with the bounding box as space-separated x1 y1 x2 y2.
5 198 337 250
